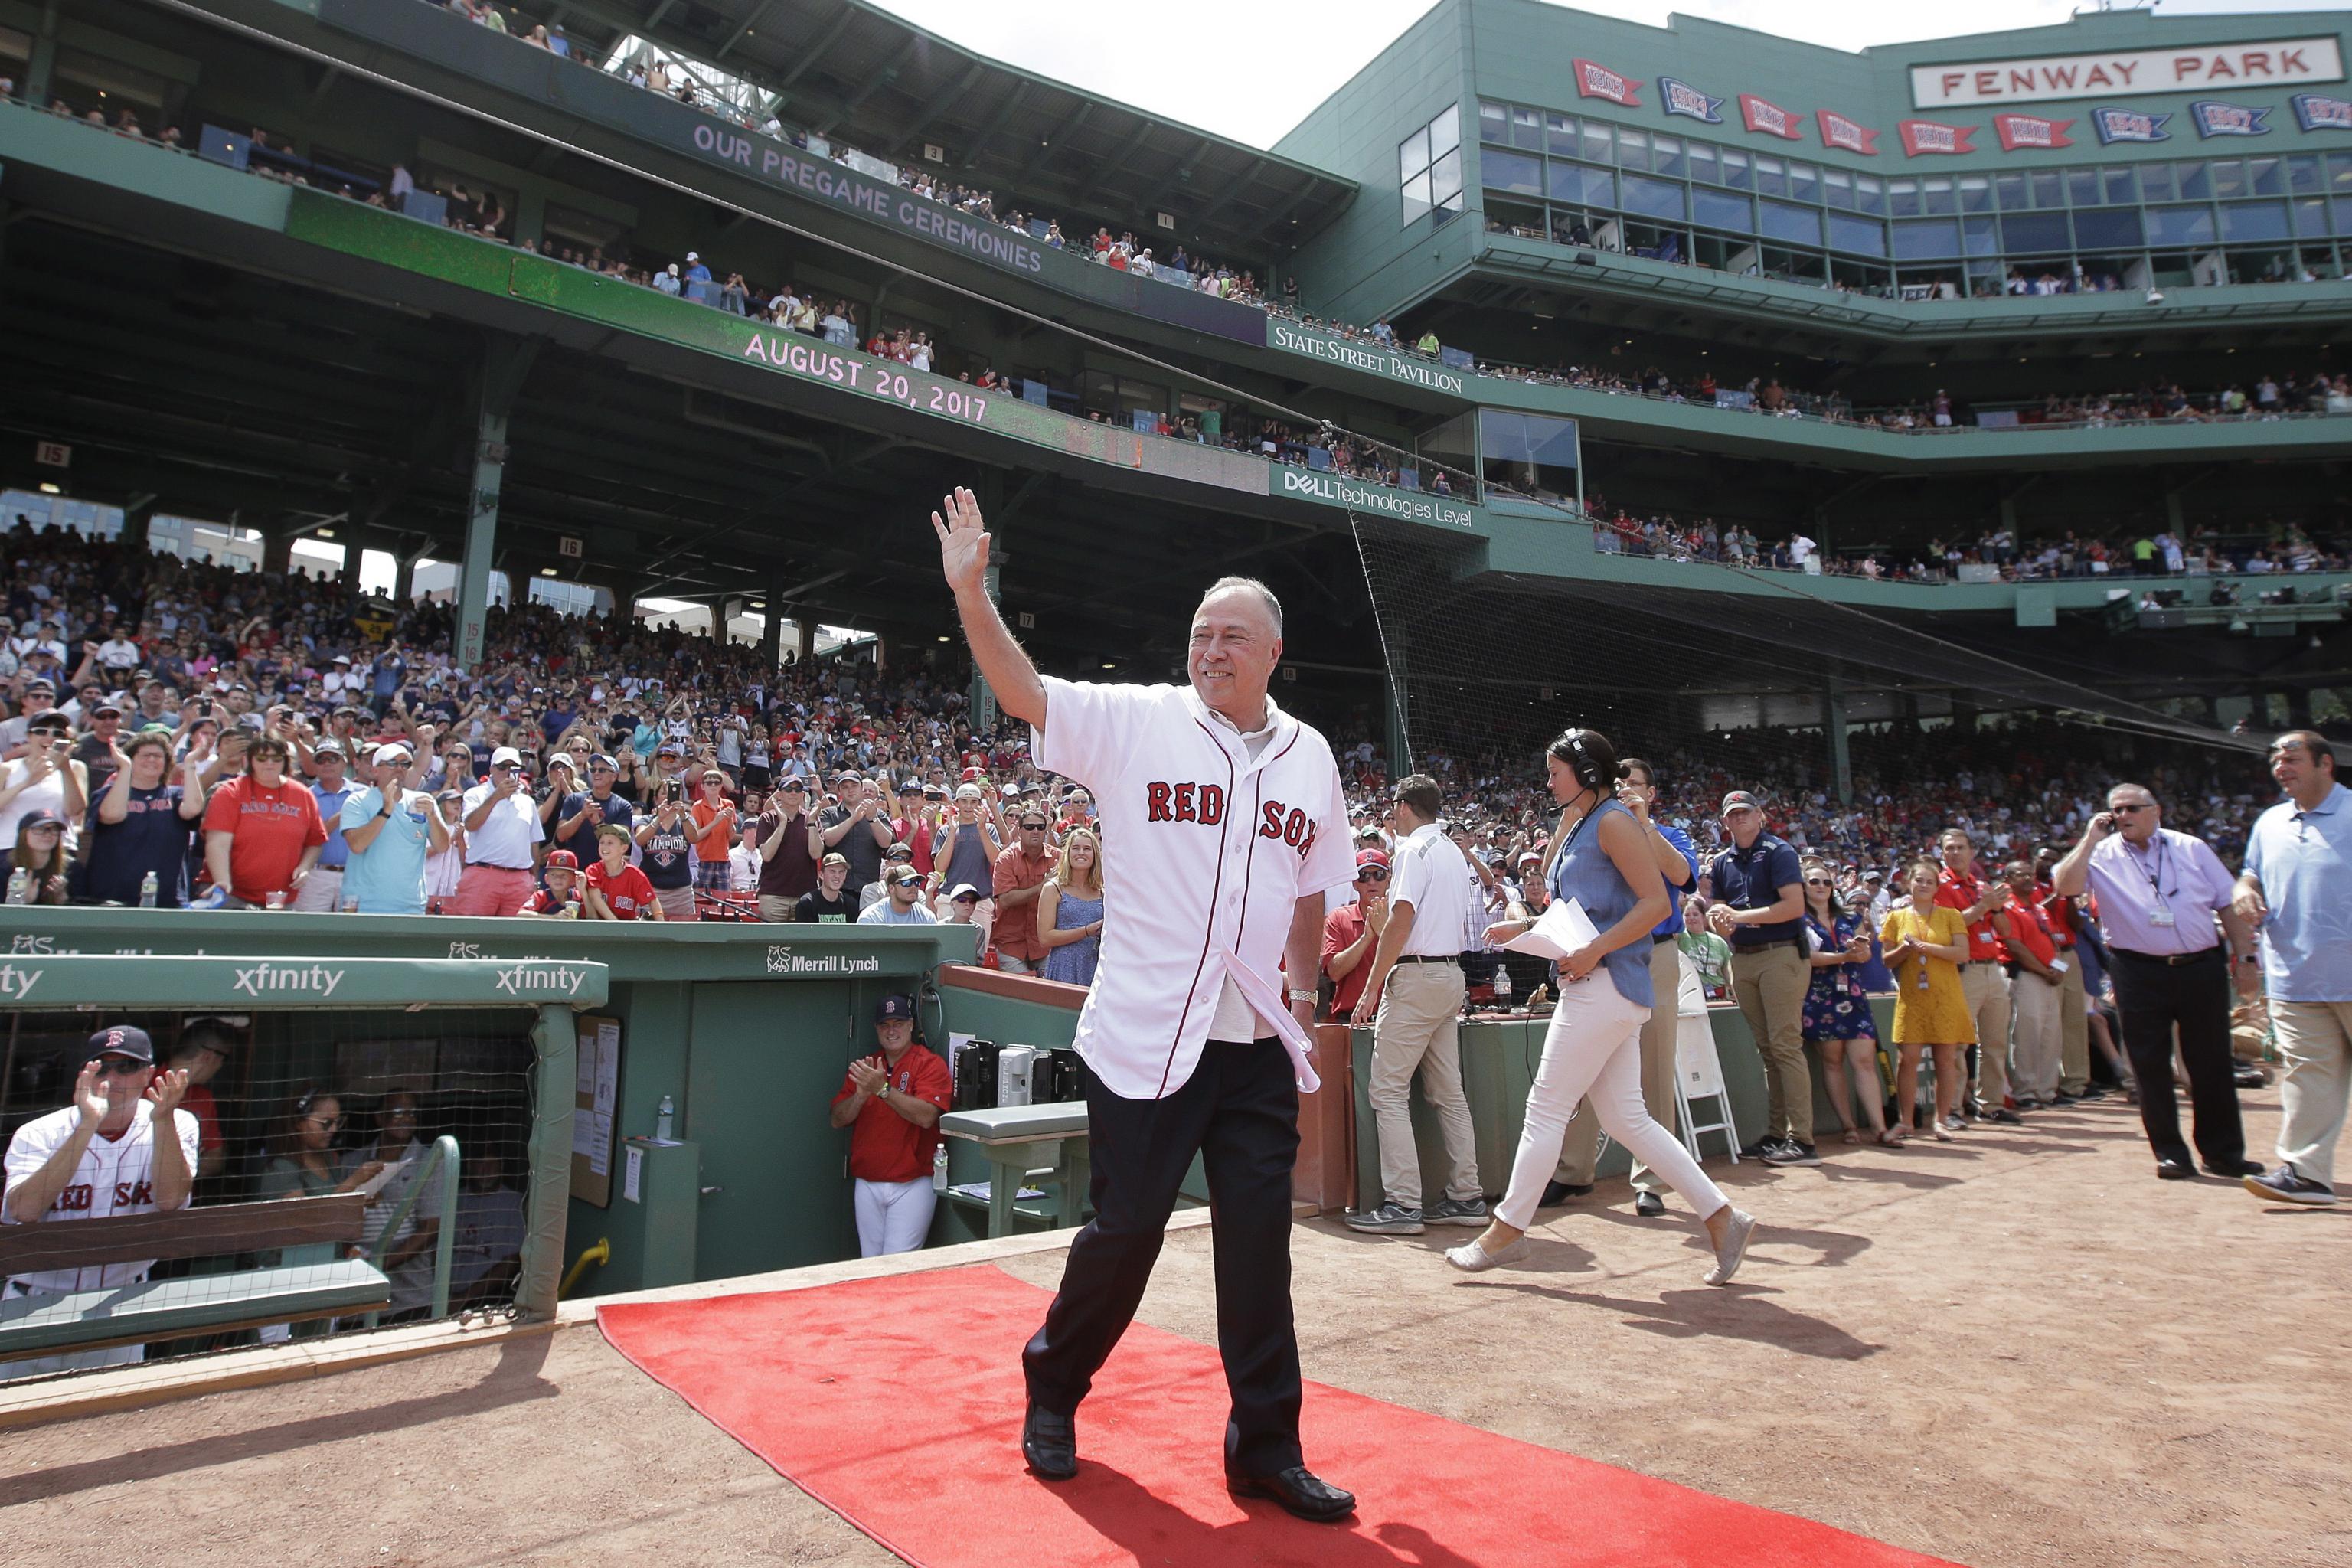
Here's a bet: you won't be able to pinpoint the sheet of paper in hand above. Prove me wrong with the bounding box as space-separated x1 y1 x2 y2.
1503 897 1600 961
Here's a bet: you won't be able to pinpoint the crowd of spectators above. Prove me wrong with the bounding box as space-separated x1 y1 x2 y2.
0 501 2304 949
1590 501 2352 586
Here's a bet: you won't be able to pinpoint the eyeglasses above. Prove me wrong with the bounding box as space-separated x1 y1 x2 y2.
94 1057 149 1077
304 1112 346 1131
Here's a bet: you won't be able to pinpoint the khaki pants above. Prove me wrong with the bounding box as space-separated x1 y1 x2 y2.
1730 942 1811 1144
2009 969 2062 1102
1962 961 2012 1107
1367 962 1481 1210
757 894 800 923
2055 952 2090 1094
291 866 345 913
1555 939 1681 1191
2272 999 2352 1188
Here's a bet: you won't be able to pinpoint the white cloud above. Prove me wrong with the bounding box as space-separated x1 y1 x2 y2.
862 0 2350 149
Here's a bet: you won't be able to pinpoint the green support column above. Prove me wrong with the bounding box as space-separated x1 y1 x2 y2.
759 578 786 673
119 495 155 557
457 336 540 674
2164 491 2186 535
1824 684 1852 806
24 3 57 105
1383 630 1412 776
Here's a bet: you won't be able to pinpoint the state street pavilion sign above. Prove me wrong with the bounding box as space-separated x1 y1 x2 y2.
1912 39 2344 109
1269 320 1469 397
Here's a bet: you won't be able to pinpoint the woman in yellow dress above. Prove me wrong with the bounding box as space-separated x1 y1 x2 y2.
1880 858 1975 1144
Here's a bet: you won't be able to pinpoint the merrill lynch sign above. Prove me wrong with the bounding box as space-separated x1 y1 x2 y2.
1270 322 1465 396
1277 468 1477 531
1913 39 2344 109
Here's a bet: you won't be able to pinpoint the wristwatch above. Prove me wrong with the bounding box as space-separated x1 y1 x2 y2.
1286 988 1316 1004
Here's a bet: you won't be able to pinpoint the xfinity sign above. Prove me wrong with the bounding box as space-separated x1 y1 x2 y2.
1912 39 2343 109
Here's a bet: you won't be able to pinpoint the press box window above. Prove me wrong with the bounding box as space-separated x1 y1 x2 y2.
1402 106 1464 227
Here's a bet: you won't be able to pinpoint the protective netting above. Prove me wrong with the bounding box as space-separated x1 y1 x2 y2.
0 1007 539 1383
1344 503 2298 885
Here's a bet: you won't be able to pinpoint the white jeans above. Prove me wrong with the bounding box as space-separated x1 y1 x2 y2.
2273 1000 2352 1187
1496 977 1727 1233
292 865 345 913
854 1177 936 1257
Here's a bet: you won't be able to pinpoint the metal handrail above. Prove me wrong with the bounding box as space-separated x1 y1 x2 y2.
362 1134 461 1321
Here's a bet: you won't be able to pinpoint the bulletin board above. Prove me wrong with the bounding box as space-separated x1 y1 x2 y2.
570 1015 622 1207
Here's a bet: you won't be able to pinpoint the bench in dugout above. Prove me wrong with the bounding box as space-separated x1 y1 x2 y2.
0 1193 390 1361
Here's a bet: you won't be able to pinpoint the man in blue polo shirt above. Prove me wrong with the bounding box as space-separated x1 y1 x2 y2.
1706 790 1818 1165
293 740 356 912
1547 756 1701 1214
2236 731 2352 1206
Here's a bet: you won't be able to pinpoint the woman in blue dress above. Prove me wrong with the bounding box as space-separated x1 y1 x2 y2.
1800 856 1890 1145
1037 828 1105 987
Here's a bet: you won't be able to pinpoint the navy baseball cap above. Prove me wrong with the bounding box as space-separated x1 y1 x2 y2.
90 1024 155 1065
875 994 916 1023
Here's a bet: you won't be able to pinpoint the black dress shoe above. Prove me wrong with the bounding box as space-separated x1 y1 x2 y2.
2204 1156 2265 1178
2155 1158 2197 1181
1634 1191 1665 1218
1228 1465 1357 1522
1021 1403 1077 1481
1540 1179 1594 1207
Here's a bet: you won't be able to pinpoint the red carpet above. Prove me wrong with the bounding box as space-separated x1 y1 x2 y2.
599 1265 1956 1567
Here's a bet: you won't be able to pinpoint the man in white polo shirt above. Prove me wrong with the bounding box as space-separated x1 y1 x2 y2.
450 745 544 916
1345 773 1485 1236
934 486 1357 1524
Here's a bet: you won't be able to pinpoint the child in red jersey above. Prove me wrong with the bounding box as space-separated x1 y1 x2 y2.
584 825 662 920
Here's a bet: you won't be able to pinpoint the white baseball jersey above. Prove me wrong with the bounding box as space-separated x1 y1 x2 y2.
2 1101 201 1294
1031 677 1353 1099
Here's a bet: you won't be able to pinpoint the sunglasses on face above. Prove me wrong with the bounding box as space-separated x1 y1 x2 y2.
1357 869 1389 883
95 1057 148 1077
1803 877 1831 886
305 1113 346 1131
2111 803 2154 814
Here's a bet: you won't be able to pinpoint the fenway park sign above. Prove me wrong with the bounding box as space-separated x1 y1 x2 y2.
1911 39 2344 109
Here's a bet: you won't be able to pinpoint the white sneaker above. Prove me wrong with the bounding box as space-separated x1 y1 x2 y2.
1704 1209 1757 1286
1444 1236 1530 1272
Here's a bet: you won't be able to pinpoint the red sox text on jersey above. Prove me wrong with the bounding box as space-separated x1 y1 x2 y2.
1143 781 1322 858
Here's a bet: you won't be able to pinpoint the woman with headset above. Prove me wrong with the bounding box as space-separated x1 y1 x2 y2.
1446 726 1757 1285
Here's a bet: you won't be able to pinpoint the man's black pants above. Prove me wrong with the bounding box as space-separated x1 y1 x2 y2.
2111 946 2246 1169
1022 1036 1303 1478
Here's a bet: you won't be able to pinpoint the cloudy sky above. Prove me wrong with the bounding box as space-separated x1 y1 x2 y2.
861 0 2350 149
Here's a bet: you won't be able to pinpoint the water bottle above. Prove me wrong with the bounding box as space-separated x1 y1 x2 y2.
655 1095 675 1141
139 871 158 909
5 868 28 906
1493 965 1512 1001
933 1141 949 1194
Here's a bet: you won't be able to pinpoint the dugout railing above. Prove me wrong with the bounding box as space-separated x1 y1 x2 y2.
0 956 602 1380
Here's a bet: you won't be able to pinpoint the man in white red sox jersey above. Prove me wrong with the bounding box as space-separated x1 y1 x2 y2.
933 487 1357 1523
2 1024 197 1377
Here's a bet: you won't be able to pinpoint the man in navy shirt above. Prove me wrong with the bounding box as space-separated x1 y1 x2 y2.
554 754 634 867
1548 757 1700 1212
1706 791 1818 1165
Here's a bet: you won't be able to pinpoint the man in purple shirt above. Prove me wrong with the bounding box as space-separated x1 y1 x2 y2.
2051 782 2262 1182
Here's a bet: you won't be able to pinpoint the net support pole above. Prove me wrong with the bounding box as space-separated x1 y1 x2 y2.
1824 682 1853 807
517 1003 577 1320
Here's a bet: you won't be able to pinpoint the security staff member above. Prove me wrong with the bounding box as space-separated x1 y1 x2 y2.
2053 782 2262 1181
1706 791 1818 1166
1549 756 1698 1214
936 487 1357 1523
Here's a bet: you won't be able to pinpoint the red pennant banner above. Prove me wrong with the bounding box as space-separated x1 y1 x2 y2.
1898 119 1978 156
1572 57 1643 108
1740 93 1805 139
1815 109 1881 155
1992 113 2076 152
